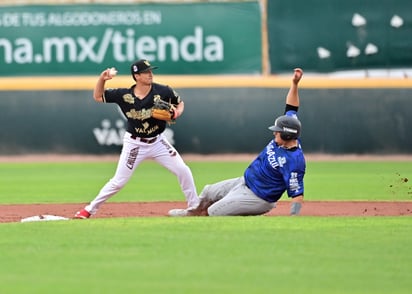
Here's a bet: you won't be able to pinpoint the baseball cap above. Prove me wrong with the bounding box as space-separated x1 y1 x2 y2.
131 59 158 75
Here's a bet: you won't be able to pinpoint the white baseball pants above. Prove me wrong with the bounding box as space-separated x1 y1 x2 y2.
85 132 199 214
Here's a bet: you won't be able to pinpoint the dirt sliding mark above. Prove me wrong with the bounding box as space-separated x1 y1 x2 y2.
1 201 412 223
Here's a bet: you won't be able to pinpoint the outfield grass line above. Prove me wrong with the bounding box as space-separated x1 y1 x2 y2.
0 153 411 163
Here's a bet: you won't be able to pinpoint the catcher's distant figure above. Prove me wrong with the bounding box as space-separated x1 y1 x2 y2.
74 59 199 219
169 68 306 217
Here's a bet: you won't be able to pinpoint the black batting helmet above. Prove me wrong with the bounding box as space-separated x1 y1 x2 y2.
268 115 301 140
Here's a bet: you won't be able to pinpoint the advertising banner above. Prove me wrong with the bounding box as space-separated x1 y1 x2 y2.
0 2 261 76
267 0 412 73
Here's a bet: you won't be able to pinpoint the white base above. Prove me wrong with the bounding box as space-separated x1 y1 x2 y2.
21 215 69 223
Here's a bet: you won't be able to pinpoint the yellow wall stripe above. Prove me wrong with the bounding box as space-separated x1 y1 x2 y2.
1 75 412 91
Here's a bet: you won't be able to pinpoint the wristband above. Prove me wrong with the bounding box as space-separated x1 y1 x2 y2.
290 202 302 215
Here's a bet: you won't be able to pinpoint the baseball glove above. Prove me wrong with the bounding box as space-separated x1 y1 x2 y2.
152 99 175 121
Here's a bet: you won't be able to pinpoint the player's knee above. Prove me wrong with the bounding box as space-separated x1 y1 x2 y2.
200 184 211 196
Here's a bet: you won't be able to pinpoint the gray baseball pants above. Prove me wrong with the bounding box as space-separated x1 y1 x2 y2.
200 176 275 216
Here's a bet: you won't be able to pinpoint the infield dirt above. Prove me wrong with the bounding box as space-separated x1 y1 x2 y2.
1 201 412 223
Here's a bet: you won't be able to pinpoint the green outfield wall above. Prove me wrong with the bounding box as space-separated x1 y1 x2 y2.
267 0 412 73
1 1 412 155
0 77 411 155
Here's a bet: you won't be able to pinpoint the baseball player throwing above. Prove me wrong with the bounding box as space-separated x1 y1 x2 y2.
169 68 306 217
74 59 199 219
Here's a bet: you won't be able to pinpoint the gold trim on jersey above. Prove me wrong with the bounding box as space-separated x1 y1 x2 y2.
123 93 134 104
126 108 152 120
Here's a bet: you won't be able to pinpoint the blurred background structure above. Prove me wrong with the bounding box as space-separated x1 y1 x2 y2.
0 0 411 155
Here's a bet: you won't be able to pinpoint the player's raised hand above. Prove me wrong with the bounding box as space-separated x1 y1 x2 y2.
101 68 116 81
292 68 303 84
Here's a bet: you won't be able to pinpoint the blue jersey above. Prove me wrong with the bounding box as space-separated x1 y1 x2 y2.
244 112 306 202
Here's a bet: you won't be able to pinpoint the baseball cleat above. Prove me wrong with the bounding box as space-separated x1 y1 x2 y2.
73 209 91 219
168 208 189 217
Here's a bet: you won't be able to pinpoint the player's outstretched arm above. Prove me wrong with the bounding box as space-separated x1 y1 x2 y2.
290 195 303 215
93 68 114 102
285 68 303 107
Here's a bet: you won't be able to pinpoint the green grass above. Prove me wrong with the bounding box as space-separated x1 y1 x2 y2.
0 160 410 204
0 159 411 294
305 161 412 201
1 217 411 294
0 161 249 204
